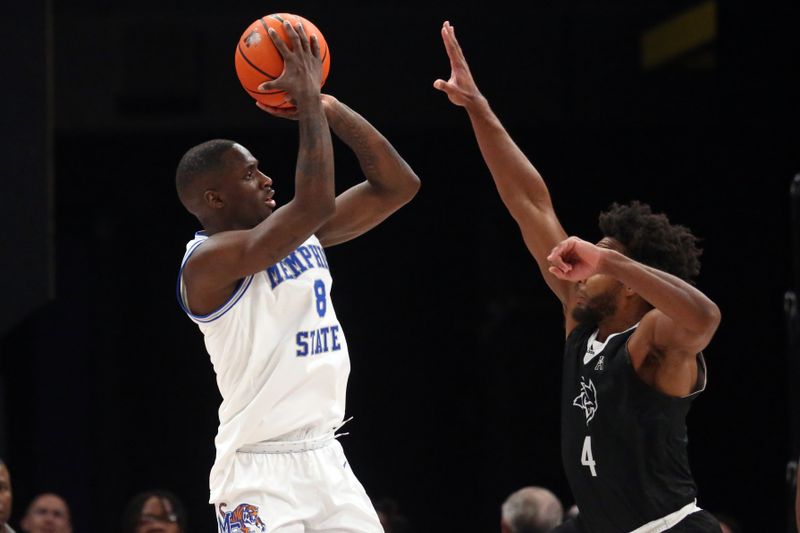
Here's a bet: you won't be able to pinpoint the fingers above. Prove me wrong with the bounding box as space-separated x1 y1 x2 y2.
548 254 572 275
256 101 299 119
548 266 570 280
547 241 574 273
440 21 471 78
282 20 304 53
309 33 321 58
294 21 310 52
256 101 282 113
267 26 291 59
441 23 459 64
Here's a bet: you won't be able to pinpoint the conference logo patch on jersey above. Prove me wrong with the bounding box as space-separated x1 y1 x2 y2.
594 355 605 371
573 376 598 425
217 502 266 533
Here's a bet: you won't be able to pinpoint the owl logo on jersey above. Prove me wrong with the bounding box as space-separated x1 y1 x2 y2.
573 376 598 425
217 503 266 533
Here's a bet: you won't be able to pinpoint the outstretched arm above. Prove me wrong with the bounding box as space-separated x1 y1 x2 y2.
434 21 571 306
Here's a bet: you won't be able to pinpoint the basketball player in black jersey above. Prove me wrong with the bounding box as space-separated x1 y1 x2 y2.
435 21 722 533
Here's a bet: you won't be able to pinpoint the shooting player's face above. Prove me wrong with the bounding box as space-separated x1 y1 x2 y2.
216 144 276 229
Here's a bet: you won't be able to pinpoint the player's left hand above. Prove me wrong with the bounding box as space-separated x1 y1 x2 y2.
547 237 607 281
256 101 298 119
256 94 338 121
433 21 484 108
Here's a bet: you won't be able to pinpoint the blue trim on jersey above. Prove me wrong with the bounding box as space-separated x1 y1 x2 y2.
176 238 254 323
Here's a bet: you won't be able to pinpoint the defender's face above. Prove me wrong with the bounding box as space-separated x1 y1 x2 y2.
22 494 72 533
0 464 11 527
216 144 276 229
572 237 625 325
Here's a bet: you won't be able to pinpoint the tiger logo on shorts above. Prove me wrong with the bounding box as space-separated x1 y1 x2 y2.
217 502 266 533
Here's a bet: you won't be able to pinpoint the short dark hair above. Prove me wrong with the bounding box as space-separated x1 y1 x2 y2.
120 489 187 533
598 201 702 283
175 139 236 202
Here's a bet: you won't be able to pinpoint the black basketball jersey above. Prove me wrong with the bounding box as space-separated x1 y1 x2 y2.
561 323 706 533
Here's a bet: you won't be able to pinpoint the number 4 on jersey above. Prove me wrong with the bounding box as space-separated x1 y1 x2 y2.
581 436 598 477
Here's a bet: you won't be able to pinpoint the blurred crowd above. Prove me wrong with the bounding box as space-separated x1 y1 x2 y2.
1 455 793 532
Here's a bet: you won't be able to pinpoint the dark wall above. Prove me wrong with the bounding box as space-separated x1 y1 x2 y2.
1 1 799 532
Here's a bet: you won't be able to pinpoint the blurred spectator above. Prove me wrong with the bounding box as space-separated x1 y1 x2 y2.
0 460 13 533
120 489 186 533
712 513 741 533
373 497 410 533
20 493 71 533
564 505 579 521
501 486 563 533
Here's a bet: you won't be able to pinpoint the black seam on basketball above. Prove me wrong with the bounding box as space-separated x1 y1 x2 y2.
237 43 279 80
269 14 286 24
259 17 271 36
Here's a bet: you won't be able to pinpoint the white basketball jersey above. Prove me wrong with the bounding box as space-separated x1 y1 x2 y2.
177 232 350 503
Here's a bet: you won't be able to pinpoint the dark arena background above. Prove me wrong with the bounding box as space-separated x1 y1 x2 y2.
1 1 799 531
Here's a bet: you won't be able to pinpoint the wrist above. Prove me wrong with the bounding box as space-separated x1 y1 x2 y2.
321 94 340 121
598 248 627 277
464 93 490 115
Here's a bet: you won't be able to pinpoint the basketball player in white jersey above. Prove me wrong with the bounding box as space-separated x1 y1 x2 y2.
175 22 419 532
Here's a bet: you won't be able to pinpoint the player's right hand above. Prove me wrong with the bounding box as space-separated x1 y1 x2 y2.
547 237 606 282
258 21 323 107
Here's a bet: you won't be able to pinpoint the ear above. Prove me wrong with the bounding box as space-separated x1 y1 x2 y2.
624 285 637 297
204 189 223 209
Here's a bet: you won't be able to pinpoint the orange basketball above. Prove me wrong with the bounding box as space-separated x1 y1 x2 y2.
235 13 331 109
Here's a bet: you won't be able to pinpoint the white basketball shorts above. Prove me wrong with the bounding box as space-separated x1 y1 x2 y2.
213 436 384 533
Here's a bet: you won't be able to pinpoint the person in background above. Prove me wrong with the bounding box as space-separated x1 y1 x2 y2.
120 489 186 533
20 493 71 533
0 460 13 533
500 486 563 533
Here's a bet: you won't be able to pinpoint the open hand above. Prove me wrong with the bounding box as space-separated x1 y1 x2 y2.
433 21 483 108
257 20 323 108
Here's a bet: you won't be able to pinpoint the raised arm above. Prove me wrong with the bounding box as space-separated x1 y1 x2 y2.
258 95 421 247
316 96 420 246
434 21 571 305
181 21 334 315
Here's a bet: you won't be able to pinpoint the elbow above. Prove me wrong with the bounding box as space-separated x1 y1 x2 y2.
403 172 422 202
699 301 722 336
379 169 421 207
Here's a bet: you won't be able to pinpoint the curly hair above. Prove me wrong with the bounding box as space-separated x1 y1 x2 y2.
598 201 702 283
